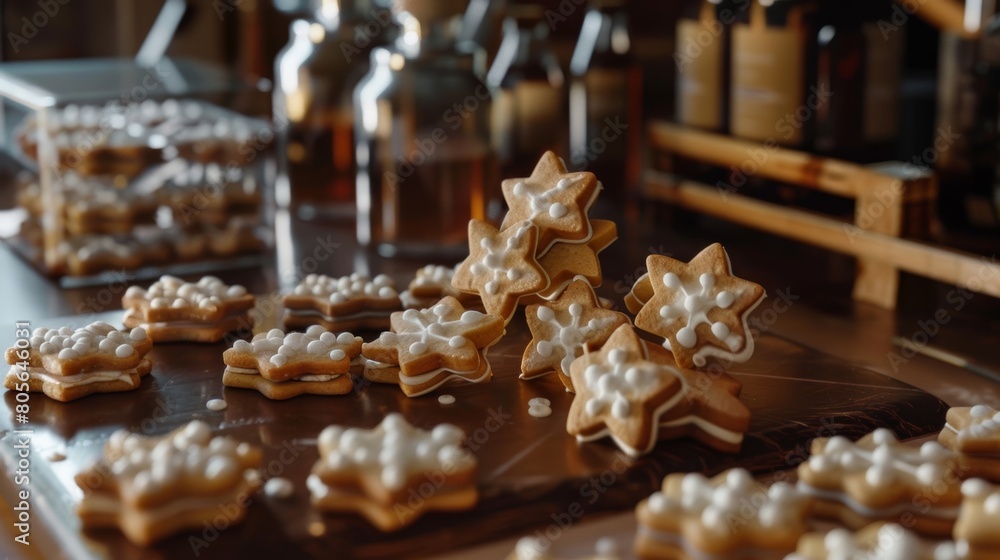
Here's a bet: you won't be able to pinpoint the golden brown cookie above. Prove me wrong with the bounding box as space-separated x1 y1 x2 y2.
521 219 619 303
499 151 601 255
507 536 621 560
453 219 549 324
308 414 478 531
400 264 483 310
75 421 262 545
633 244 766 369
635 469 809 560
954 478 1000 560
122 275 256 343
567 324 751 457
624 272 652 315
939 405 1000 482
786 523 961 560
283 273 402 331
796 429 963 537
361 297 504 397
221 326 361 399
521 279 630 390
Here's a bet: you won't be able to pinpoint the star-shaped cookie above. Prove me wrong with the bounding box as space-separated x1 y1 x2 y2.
500 151 601 255
453 220 549 323
521 279 630 390
362 296 504 376
634 244 766 369
940 405 1000 482
533 219 618 300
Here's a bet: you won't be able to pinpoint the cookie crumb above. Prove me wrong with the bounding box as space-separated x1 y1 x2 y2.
264 477 294 499
206 398 227 411
438 394 456 405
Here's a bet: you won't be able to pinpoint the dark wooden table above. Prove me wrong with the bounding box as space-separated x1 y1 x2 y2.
1 202 998 559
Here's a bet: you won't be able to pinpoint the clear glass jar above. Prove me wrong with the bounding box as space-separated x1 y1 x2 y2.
274 0 390 220
487 4 567 180
354 0 501 258
568 0 643 199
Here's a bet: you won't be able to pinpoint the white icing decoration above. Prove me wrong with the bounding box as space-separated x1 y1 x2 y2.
582 349 677 422
513 177 577 222
818 524 947 560
384 304 481 359
128 276 247 309
468 222 534 296
263 477 294 499
534 302 619 374
206 399 227 411
229 328 358 372
657 272 741 353
654 469 804 534
102 421 254 495
27 322 146 361
438 394 456 405
810 431 957 489
291 273 398 302
314 414 474 492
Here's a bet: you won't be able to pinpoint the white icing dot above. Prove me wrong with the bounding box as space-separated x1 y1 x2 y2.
715 291 735 308
206 399 227 411
710 322 730 340
409 341 427 355
699 273 715 289
58 348 79 360
39 342 55 354
329 349 346 361
985 493 1000 515
548 202 567 218
962 478 992 498
871 428 895 445
264 477 294 499
438 394 456 405
306 340 326 354
663 273 681 289
536 340 553 357
448 336 466 348
129 328 147 341
306 325 326 337
676 326 697 349
115 344 134 358
233 340 252 352
866 463 894 486
336 332 356 344
506 269 521 281
267 328 284 339
270 354 288 367
971 405 991 417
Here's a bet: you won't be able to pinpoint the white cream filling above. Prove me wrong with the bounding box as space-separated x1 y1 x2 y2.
658 415 744 445
124 309 247 328
796 482 960 519
10 365 134 388
81 490 246 524
224 366 342 383
576 384 689 458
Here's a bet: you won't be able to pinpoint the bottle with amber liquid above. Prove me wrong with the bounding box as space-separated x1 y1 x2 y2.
488 4 567 180
568 0 642 199
274 0 389 220
729 0 820 148
354 0 501 258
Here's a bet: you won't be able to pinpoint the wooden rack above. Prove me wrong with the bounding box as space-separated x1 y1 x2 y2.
643 121 1000 309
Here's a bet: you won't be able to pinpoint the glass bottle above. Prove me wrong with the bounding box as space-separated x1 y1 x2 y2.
487 4 567 180
274 0 390 220
354 0 501 258
729 0 820 148
675 0 738 133
568 0 643 199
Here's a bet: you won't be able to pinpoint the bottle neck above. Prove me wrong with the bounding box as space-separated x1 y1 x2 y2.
393 11 464 58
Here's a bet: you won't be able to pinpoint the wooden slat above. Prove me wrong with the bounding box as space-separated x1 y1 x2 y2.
648 121 904 199
644 176 1000 300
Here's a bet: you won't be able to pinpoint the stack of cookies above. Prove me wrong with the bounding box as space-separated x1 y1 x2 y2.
453 151 617 324
283 273 402 331
75 420 262 545
4 321 152 401
361 297 505 397
122 275 255 343
222 326 363 399
308 414 478 530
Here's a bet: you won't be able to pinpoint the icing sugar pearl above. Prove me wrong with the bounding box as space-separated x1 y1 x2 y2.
39 342 56 354
984 493 1000 515
115 344 134 358
206 399 227 411
971 405 991 417
270 354 288 367
329 350 346 361
663 273 681 289
306 340 326 354
548 202 567 218
99 339 116 352
962 478 992 498
336 332 355 344
675 326 697 348
58 348 79 360
264 477 294 499
438 394 456 405
409 342 427 355
129 328 147 341
715 291 735 308
233 340 252 352
536 306 555 322
448 336 466 348
267 328 284 339
306 325 326 337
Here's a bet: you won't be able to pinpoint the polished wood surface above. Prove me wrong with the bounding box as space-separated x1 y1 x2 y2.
0 203 998 559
